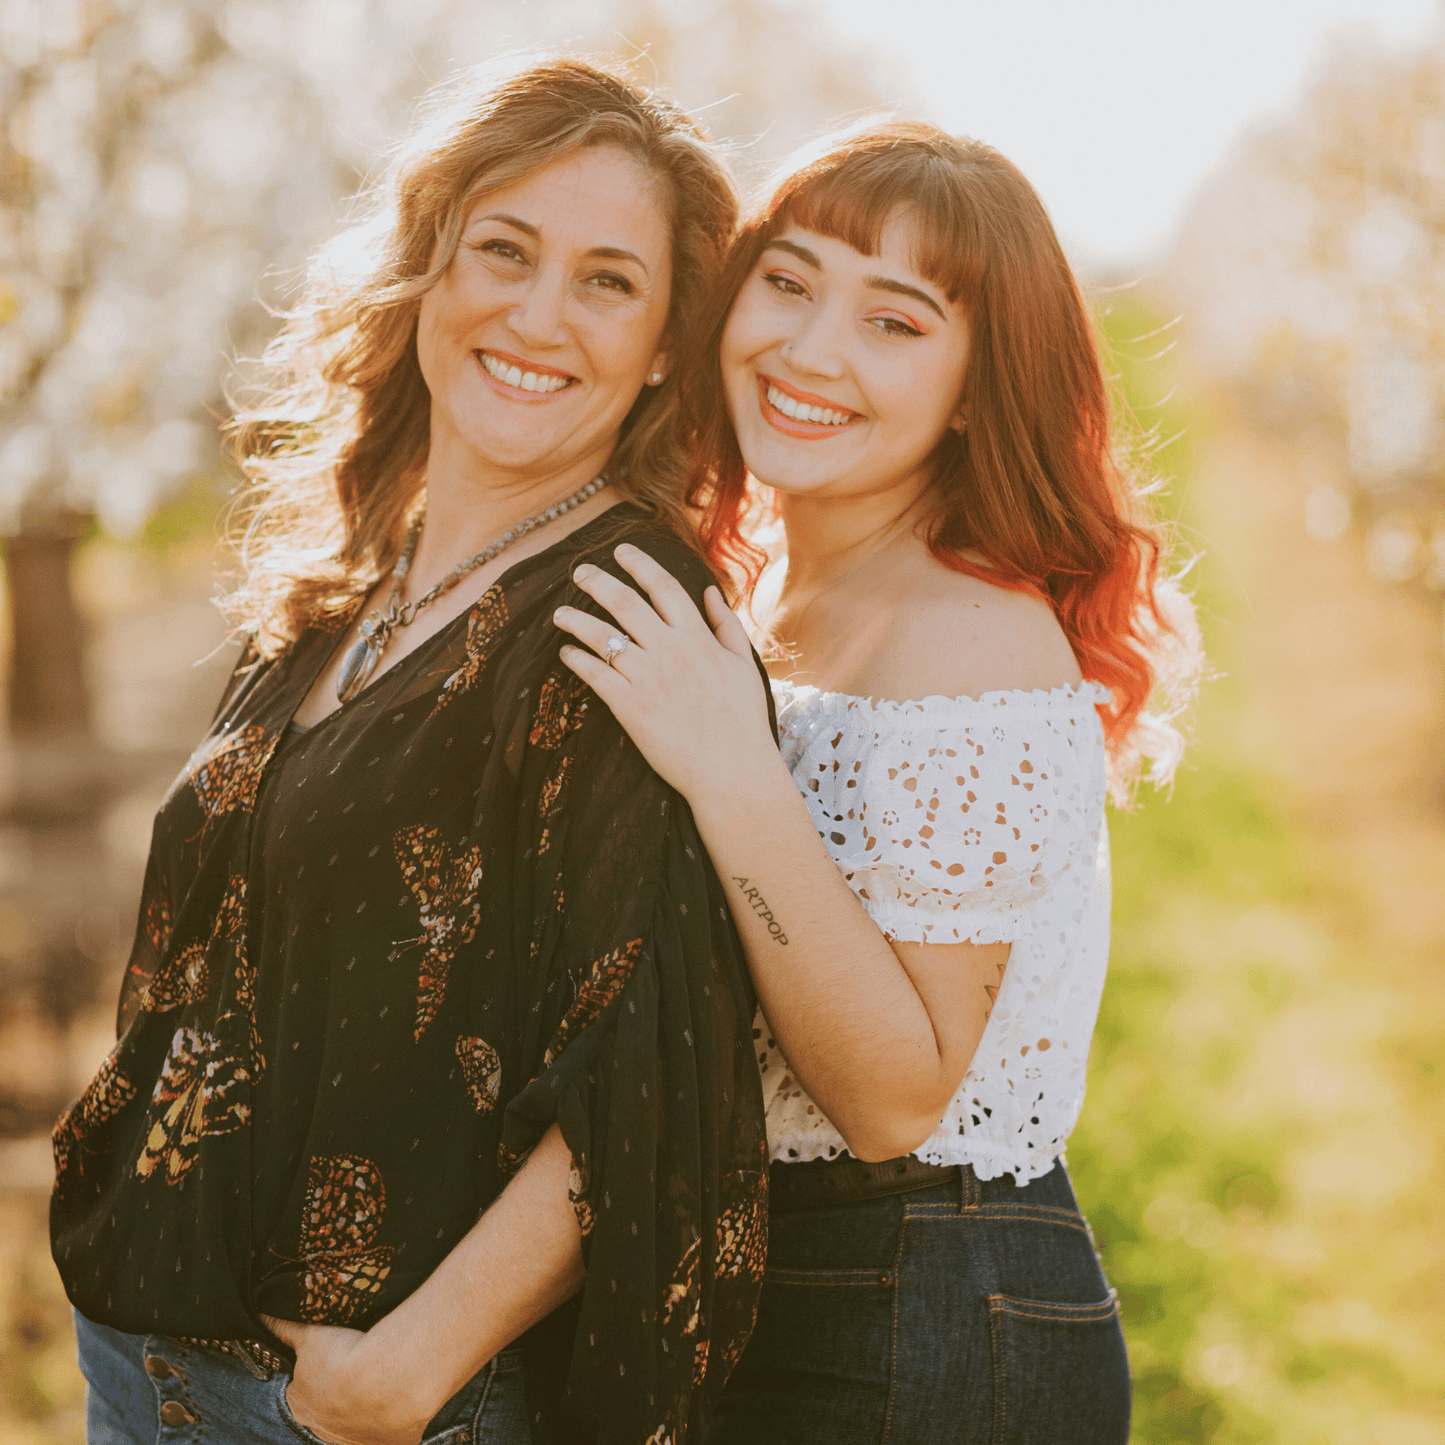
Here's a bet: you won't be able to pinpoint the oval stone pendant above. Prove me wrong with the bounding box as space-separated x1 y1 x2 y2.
336 635 381 704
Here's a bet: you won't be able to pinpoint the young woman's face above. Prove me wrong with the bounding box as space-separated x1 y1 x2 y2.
719 211 970 502
416 145 673 482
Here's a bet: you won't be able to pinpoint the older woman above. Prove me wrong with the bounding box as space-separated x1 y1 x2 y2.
50 58 766 1445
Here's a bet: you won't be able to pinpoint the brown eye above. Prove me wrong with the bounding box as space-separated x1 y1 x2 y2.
869 313 924 339
478 239 526 263
763 271 809 299
588 272 634 295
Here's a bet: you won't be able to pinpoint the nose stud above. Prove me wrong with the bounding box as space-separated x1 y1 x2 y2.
648 371 663 385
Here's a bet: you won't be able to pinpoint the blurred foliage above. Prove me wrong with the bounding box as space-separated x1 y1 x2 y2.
1170 23 1445 631
0 0 902 543
1067 299 1445 1444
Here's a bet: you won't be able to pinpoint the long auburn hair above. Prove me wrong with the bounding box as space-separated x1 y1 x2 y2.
684 121 1199 796
224 56 738 655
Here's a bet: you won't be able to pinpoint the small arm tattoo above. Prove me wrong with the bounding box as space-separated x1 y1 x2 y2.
731 876 789 945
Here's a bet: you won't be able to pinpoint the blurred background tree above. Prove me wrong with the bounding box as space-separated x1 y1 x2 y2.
1170 25 1445 644
0 0 898 772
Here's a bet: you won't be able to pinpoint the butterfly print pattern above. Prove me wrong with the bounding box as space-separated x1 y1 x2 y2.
142 878 247 1015
431 586 509 716
456 1036 501 1114
140 944 209 1012
544 938 643 1066
134 1026 250 1183
528 673 588 750
658 1234 709 1395
537 756 573 856
142 892 172 954
393 824 485 1041
660 1234 700 1335
52 1047 136 1181
298 1154 397 1324
567 1157 596 1238
133 877 261 1184
715 1175 767 1282
186 724 275 820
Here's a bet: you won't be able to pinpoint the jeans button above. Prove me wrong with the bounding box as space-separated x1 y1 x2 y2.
144 1355 175 1380
159 1401 196 1426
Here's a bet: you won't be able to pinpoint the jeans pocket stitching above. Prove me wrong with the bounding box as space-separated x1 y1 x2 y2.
422 1427 469 1445
988 1291 1120 1323
988 1293 1121 1444
276 1378 334 1445
975 1206 1090 1234
459 1352 498 1444
764 1266 888 1286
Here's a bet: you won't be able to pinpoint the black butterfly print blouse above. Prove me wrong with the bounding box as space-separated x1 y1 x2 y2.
50 506 770 1443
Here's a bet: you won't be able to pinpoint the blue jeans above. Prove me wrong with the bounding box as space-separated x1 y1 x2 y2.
707 1159 1130 1445
74 1312 530 1445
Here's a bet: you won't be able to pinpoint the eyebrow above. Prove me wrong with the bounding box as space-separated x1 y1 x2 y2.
763 238 947 322
475 213 650 277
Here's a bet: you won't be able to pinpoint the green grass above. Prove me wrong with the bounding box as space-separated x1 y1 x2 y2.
1061 297 1445 1443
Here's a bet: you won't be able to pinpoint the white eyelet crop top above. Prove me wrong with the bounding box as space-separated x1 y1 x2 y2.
758 679 1113 1184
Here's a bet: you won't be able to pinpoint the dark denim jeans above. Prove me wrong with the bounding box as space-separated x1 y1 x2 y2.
707 1158 1130 1445
74 1311 529 1445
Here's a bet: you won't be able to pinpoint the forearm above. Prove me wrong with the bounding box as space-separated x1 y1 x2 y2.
359 1123 584 1420
690 756 960 1158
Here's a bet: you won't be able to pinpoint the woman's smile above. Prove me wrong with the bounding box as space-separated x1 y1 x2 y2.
756 373 863 438
721 221 969 499
415 145 672 483
475 346 579 400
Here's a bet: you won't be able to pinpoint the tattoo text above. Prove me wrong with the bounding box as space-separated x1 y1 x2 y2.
731 877 788 945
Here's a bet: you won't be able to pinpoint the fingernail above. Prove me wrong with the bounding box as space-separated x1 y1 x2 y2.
573 565 596 582
553 607 567 622
615 543 637 557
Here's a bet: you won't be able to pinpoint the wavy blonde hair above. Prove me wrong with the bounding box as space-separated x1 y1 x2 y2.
224 56 738 655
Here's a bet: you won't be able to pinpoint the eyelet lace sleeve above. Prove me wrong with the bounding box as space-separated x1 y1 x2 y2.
774 682 1110 945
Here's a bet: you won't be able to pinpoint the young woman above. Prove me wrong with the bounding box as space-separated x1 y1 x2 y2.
50 59 768 1445
556 121 1200 1443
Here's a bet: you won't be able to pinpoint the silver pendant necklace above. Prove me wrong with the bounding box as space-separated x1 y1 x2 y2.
335 472 609 704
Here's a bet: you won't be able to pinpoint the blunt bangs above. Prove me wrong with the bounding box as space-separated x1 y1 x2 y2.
768 140 986 307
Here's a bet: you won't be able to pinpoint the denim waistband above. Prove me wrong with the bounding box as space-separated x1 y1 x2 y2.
769 1155 957 1212
768 1154 1068 1213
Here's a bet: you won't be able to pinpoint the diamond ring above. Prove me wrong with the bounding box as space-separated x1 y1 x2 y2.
603 633 630 666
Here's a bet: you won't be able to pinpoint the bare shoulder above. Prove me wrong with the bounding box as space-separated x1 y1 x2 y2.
860 553 1082 703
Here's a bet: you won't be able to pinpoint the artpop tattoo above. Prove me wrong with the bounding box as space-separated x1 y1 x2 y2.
732 877 788 945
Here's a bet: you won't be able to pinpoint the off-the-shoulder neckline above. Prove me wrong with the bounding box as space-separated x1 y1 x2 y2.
770 677 1110 713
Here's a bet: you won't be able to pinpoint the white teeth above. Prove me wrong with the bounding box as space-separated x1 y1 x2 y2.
766 383 851 426
480 352 572 392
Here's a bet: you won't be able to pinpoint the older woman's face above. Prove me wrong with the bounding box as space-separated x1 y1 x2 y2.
417 145 673 484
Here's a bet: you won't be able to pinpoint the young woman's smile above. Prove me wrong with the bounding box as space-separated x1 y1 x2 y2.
720 217 970 499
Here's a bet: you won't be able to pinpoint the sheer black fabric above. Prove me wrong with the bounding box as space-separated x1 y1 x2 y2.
51 505 769 1442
